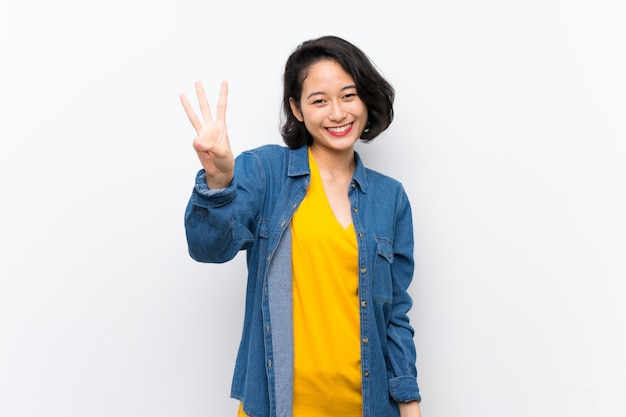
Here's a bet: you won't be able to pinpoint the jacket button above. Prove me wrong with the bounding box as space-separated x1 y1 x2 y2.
361 300 367 307
358 231 364 238
360 267 367 274
362 337 369 343
280 220 286 227
364 371 370 377
353 207 358 213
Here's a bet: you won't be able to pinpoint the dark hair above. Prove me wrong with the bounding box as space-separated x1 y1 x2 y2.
281 35 395 149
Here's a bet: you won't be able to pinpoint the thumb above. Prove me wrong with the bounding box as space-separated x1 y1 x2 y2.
193 137 215 153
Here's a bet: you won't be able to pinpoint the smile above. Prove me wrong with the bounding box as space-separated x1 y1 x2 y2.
326 123 353 135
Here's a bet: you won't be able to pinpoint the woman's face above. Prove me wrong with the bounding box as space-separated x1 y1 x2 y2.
289 59 368 154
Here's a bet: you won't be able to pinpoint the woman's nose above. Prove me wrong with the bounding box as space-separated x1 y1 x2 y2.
328 102 346 121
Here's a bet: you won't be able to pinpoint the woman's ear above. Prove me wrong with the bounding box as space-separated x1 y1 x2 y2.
289 97 304 122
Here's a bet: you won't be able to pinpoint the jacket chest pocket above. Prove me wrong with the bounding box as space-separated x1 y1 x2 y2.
372 237 394 304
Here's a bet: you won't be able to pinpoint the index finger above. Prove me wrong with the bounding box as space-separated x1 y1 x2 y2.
179 92 203 134
195 81 213 124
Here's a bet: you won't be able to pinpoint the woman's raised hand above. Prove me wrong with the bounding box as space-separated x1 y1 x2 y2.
180 81 235 189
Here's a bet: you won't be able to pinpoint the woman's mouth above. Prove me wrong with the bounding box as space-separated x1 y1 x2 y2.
326 123 353 136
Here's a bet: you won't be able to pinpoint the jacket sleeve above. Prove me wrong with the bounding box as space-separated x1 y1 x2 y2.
386 188 421 403
184 151 266 264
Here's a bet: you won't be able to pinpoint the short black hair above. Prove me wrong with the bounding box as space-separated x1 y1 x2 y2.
281 35 395 149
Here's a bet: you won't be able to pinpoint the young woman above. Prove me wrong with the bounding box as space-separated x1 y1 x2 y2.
180 35 422 417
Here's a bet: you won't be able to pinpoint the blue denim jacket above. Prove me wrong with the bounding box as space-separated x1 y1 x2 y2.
185 144 420 417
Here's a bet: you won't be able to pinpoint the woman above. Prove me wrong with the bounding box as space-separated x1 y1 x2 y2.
180 35 422 417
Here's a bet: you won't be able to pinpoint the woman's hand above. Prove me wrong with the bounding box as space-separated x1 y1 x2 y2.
399 400 422 417
180 81 235 189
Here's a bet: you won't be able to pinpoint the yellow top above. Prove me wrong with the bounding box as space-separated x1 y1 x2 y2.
239 149 361 417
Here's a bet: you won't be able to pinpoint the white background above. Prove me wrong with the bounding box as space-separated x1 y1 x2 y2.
1 1 625 416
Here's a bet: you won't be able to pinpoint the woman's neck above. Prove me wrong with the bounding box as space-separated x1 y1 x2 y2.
309 144 355 180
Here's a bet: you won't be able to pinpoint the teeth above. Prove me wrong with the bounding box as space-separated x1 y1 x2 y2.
328 124 351 133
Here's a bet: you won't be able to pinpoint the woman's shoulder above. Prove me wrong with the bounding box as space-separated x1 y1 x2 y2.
367 170 408 205
235 143 290 168
236 144 300 178
241 143 289 158
365 166 403 188
239 144 308 173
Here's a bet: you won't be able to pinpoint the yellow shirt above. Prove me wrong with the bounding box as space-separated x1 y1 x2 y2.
239 149 361 416
291 149 362 416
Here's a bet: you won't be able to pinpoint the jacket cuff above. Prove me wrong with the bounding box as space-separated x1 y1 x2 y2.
191 169 236 208
389 376 421 403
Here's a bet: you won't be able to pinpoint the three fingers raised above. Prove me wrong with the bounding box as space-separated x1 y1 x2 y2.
179 80 228 135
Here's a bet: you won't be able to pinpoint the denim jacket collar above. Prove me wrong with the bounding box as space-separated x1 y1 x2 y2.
287 145 368 193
